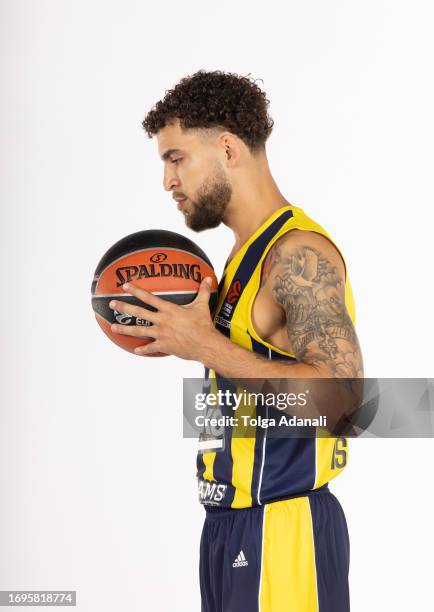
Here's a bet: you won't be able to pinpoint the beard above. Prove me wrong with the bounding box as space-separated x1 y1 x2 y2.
185 167 232 232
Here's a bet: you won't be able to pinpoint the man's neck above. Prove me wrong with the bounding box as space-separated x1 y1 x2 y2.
223 160 290 251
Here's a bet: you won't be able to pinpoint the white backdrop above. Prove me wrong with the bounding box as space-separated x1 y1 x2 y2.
1 1 433 610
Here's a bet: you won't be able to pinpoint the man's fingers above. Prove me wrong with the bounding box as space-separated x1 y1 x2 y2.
134 342 164 356
109 299 159 324
111 323 159 338
123 282 171 311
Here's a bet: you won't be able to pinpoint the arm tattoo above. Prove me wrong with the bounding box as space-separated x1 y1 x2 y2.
261 244 282 286
272 244 363 378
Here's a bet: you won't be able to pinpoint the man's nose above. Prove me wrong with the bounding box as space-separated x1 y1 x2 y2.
163 168 180 192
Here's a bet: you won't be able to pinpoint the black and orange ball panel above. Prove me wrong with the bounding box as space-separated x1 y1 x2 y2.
91 230 218 354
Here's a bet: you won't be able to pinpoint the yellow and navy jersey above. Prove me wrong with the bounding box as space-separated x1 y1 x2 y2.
196 205 356 508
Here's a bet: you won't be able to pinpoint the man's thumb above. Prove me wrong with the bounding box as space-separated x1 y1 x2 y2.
196 276 213 302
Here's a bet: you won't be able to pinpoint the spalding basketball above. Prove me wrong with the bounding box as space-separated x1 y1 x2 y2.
91 230 218 355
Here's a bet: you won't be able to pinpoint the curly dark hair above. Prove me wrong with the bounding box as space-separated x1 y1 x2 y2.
142 70 274 151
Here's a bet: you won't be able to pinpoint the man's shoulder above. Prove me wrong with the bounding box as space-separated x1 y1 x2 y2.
277 227 335 249
270 228 346 279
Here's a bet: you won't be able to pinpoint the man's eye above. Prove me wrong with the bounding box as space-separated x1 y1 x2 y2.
171 158 182 164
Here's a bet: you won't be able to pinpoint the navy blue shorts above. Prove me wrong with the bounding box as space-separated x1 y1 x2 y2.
199 488 350 612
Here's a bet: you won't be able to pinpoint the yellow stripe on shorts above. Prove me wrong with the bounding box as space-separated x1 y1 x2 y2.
259 496 318 612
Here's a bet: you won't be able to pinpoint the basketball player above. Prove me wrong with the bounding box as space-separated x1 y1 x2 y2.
109 71 363 611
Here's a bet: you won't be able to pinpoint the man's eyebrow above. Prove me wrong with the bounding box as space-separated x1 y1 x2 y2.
160 148 181 161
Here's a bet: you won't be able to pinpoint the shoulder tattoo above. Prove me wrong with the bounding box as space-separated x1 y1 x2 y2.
271 243 363 377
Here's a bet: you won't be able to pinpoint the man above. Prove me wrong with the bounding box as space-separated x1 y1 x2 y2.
109 71 363 611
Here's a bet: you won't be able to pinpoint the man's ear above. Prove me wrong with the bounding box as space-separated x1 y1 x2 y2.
219 133 241 167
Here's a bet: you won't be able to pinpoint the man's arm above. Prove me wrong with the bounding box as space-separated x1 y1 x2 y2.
270 229 363 378
196 230 364 429
200 230 363 381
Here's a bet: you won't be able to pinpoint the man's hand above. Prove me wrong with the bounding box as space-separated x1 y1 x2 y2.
108 278 219 360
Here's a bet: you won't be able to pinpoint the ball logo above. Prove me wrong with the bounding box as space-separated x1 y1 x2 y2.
115 262 202 286
114 310 133 325
227 279 241 304
114 310 152 327
150 252 167 263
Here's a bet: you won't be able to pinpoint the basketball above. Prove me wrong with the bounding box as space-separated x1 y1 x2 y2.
91 230 219 355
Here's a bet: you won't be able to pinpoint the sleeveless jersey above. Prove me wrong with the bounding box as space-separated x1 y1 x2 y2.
196 205 356 508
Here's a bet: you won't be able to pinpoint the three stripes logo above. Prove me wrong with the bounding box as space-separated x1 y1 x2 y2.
232 550 248 568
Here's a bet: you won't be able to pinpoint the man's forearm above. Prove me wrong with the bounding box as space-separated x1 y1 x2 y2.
199 329 326 380
198 330 362 430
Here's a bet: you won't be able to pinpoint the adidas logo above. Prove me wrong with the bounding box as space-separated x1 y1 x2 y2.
232 550 248 568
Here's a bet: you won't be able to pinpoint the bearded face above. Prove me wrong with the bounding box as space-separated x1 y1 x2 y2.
184 165 232 232
157 121 235 232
